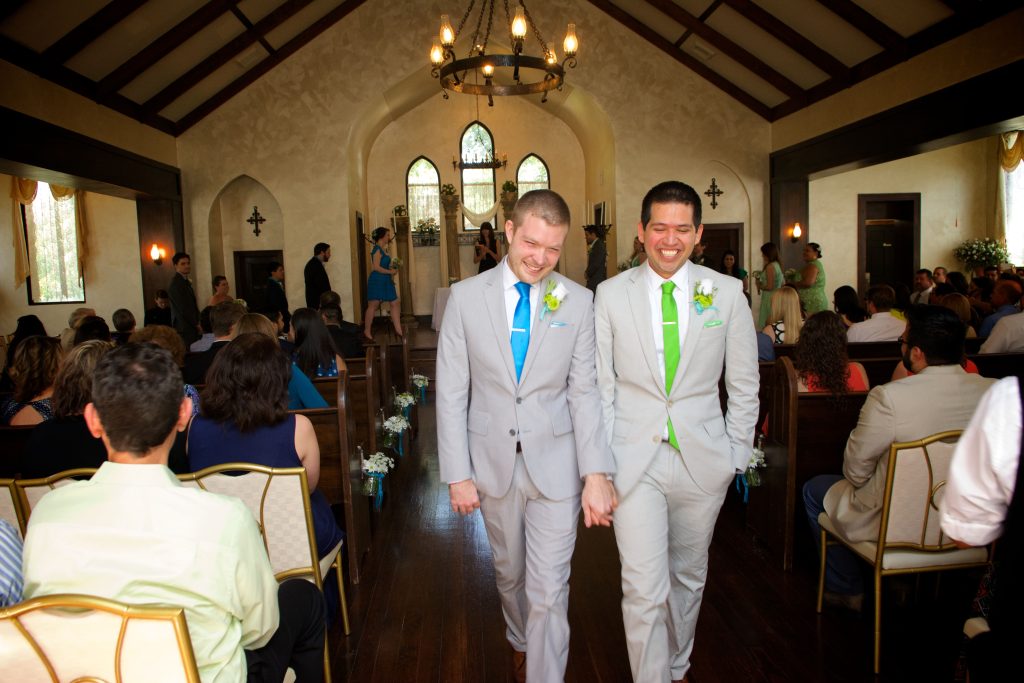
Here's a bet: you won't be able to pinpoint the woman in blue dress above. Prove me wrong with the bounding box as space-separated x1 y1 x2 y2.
362 226 403 340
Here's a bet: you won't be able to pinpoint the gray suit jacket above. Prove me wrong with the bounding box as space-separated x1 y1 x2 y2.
436 262 613 501
595 264 759 497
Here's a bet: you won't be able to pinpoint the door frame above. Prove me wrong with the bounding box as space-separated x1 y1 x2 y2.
701 222 745 271
857 193 920 296
233 249 283 311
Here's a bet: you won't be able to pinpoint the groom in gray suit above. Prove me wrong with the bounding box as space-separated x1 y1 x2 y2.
437 190 617 683
595 181 759 682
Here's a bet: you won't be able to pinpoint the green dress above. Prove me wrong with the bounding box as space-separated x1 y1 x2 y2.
757 261 784 329
799 259 828 314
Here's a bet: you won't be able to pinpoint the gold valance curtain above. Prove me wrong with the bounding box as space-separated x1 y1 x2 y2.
9 177 89 289
1000 131 1022 171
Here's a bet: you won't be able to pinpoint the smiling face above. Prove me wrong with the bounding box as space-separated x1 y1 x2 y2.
723 254 735 270
802 245 818 262
638 201 703 279
504 213 567 284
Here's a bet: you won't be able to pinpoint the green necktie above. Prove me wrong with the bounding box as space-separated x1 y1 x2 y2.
662 281 680 450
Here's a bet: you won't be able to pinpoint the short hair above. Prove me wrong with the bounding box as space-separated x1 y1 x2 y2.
210 301 246 337
212 275 227 289
947 272 969 295
916 268 933 279
511 189 571 228
111 309 136 333
984 265 999 273
933 266 947 273
833 285 866 323
52 340 113 418
129 325 186 366
201 333 289 432
640 181 702 228
905 305 965 367
171 252 190 265
199 306 214 334
314 242 330 255
321 304 342 324
67 307 95 329
993 280 1022 306
9 336 63 403
319 291 341 309
807 242 823 258
268 261 282 273
91 344 183 455
155 289 170 300
234 313 278 339
760 242 780 263
865 285 896 312
73 316 111 346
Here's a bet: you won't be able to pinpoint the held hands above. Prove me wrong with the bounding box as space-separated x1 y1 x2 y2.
582 473 618 528
449 479 481 516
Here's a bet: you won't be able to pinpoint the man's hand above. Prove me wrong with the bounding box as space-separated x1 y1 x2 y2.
582 474 618 528
449 479 481 516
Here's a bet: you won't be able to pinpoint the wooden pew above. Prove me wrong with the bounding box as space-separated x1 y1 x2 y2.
971 352 1024 380
0 425 34 478
747 357 869 571
346 346 381 454
312 376 339 407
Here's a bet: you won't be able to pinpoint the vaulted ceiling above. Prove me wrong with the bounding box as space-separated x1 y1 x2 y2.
0 0 1018 137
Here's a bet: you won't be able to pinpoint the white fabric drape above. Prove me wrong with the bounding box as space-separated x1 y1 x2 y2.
461 198 500 227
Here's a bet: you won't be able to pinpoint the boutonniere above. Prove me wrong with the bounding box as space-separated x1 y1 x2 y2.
693 278 718 314
541 280 568 320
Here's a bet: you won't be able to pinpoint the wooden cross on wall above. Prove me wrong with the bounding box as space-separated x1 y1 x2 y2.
247 206 265 237
704 178 723 210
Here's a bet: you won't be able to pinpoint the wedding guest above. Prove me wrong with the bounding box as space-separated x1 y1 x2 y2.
290 308 347 379
0 519 23 607
304 243 332 309
978 280 1022 338
190 307 216 352
208 275 233 307
833 285 867 327
144 290 173 327
168 252 202 347
235 313 326 410
362 227 403 340
762 286 803 344
183 301 245 385
320 304 364 359
720 249 748 294
794 311 868 394
628 235 646 268
128 325 200 417
73 316 110 346
940 293 978 338
59 307 95 351
110 309 135 346
909 269 934 305
474 222 500 273
755 242 784 328
947 271 970 296
584 225 608 292
1 336 61 426
1 315 46 392
792 242 828 314
932 266 948 285
264 262 290 334
847 285 905 343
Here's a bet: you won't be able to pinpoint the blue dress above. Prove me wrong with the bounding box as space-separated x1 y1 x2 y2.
187 414 344 558
367 245 397 302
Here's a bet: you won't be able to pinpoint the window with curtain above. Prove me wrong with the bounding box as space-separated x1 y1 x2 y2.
407 156 441 233
1005 165 1024 266
23 181 85 304
461 122 496 230
517 154 550 195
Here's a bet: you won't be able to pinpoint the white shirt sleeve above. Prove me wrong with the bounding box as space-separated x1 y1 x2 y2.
939 377 1021 546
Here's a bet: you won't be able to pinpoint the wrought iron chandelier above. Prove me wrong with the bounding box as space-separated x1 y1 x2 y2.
429 1 579 106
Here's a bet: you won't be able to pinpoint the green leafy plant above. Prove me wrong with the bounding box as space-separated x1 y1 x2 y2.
502 180 518 194
953 238 1010 270
441 183 457 196
393 205 407 216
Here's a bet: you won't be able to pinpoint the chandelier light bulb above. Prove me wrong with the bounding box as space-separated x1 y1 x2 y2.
440 14 455 47
546 43 556 64
430 41 444 65
511 6 528 39
563 23 578 57
482 63 495 78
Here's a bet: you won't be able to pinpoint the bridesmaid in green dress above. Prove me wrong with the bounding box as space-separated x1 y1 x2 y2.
794 242 828 314
755 242 784 329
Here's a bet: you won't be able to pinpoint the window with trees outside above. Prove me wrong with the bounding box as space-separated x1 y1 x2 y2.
460 122 496 230
406 157 441 236
24 181 85 304
517 154 550 195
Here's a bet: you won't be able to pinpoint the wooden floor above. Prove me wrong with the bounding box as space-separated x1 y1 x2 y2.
328 327 980 682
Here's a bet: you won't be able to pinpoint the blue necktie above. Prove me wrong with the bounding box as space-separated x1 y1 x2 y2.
511 282 531 381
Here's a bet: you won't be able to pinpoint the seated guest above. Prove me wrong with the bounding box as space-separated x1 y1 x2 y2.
189 306 216 352
21 340 112 478
909 269 934 305
0 519 22 607
985 265 999 282
793 311 868 394
73 316 111 346
802 306 995 610
143 290 173 327
290 308 347 379
1 336 62 425
846 285 905 342
756 331 775 362
979 311 1024 354
22 343 325 682
762 286 803 344
932 266 948 285
129 325 200 416
59 307 95 351
183 301 246 385
948 271 970 296
969 277 995 317
891 283 912 320
833 285 866 327
188 333 344 559
262 308 294 354
235 313 327 410
1 314 47 392
321 303 364 359
978 280 1022 338
110 309 136 346
318 290 341 310
927 281 956 304
940 293 977 338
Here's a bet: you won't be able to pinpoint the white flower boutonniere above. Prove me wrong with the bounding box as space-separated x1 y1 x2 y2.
541 280 568 320
693 278 717 314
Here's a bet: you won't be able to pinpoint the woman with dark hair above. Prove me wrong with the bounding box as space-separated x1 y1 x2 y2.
628 236 646 268
362 226 403 340
208 275 232 307
188 333 343 558
755 242 784 328
792 242 828 315
833 285 867 327
235 313 327 410
21 340 112 478
72 316 111 346
1 336 62 425
290 307 347 378
947 271 970 296
793 311 868 395
474 222 500 273
1 315 47 392
720 249 748 293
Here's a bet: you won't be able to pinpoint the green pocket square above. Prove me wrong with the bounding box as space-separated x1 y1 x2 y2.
703 319 724 328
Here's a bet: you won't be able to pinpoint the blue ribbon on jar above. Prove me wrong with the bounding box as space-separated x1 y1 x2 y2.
370 472 385 511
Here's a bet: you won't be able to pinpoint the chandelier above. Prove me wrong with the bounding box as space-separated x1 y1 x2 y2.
429 1 579 106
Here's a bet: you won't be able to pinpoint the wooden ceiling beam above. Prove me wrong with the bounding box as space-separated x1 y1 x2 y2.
722 0 850 80
230 6 277 56
641 0 805 99
142 0 314 116
673 0 723 48
97 0 241 96
0 1 31 23
41 0 149 64
585 0 772 120
176 0 370 133
815 0 905 51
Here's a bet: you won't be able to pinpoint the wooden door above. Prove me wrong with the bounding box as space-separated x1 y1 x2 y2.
234 250 283 312
858 194 920 295
700 222 744 273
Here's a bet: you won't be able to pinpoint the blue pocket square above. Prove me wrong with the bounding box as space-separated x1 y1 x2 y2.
550 321 569 328
703 319 723 328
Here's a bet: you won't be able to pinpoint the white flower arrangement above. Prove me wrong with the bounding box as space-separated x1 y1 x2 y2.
394 392 416 409
383 414 410 434
541 280 568 319
411 374 429 389
953 238 1010 270
362 451 394 474
693 279 717 314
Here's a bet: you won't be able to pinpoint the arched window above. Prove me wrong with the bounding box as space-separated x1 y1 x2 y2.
460 122 496 230
516 154 550 196
406 157 441 235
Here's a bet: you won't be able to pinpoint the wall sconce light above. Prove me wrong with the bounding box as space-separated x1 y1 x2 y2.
150 243 167 265
790 222 803 243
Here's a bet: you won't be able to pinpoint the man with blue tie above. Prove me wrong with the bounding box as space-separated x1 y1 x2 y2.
437 189 617 682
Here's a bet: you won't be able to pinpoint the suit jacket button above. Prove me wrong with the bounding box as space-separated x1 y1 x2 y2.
509 429 516 436
667 400 673 408
516 397 523 404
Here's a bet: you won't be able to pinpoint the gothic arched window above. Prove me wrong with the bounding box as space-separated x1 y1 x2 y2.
406 156 441 234
516 154 550 196
460 122 496 230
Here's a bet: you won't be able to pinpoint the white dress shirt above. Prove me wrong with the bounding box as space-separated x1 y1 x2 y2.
940 377 1021 546
645 260 690 389
502 257 539 335
846 311 906 343
910 286 934 305
980 311 1024 353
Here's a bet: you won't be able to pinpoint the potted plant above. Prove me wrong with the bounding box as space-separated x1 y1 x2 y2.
953 238 1010 274
441 183 460 215
500 180 518 218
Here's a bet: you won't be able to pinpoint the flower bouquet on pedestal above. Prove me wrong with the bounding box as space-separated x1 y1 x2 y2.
411 373 429 403
394 391 416 420
361 448 395 511
383 414 411 457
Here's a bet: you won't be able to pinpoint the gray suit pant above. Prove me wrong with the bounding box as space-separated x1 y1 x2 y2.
479 453 581 683
614 443 729 683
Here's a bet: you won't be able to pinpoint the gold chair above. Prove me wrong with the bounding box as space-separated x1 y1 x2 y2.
14 468 98 536
0 593 200 682
178 463 349 682
816 430 992 673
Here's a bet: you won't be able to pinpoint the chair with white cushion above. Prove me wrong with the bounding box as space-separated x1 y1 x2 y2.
14 468 98 535
816 430 992 673
0 593 200 682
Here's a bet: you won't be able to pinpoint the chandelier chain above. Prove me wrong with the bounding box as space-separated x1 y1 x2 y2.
455 0 477 46
480 0 495 55
519 2 548 50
